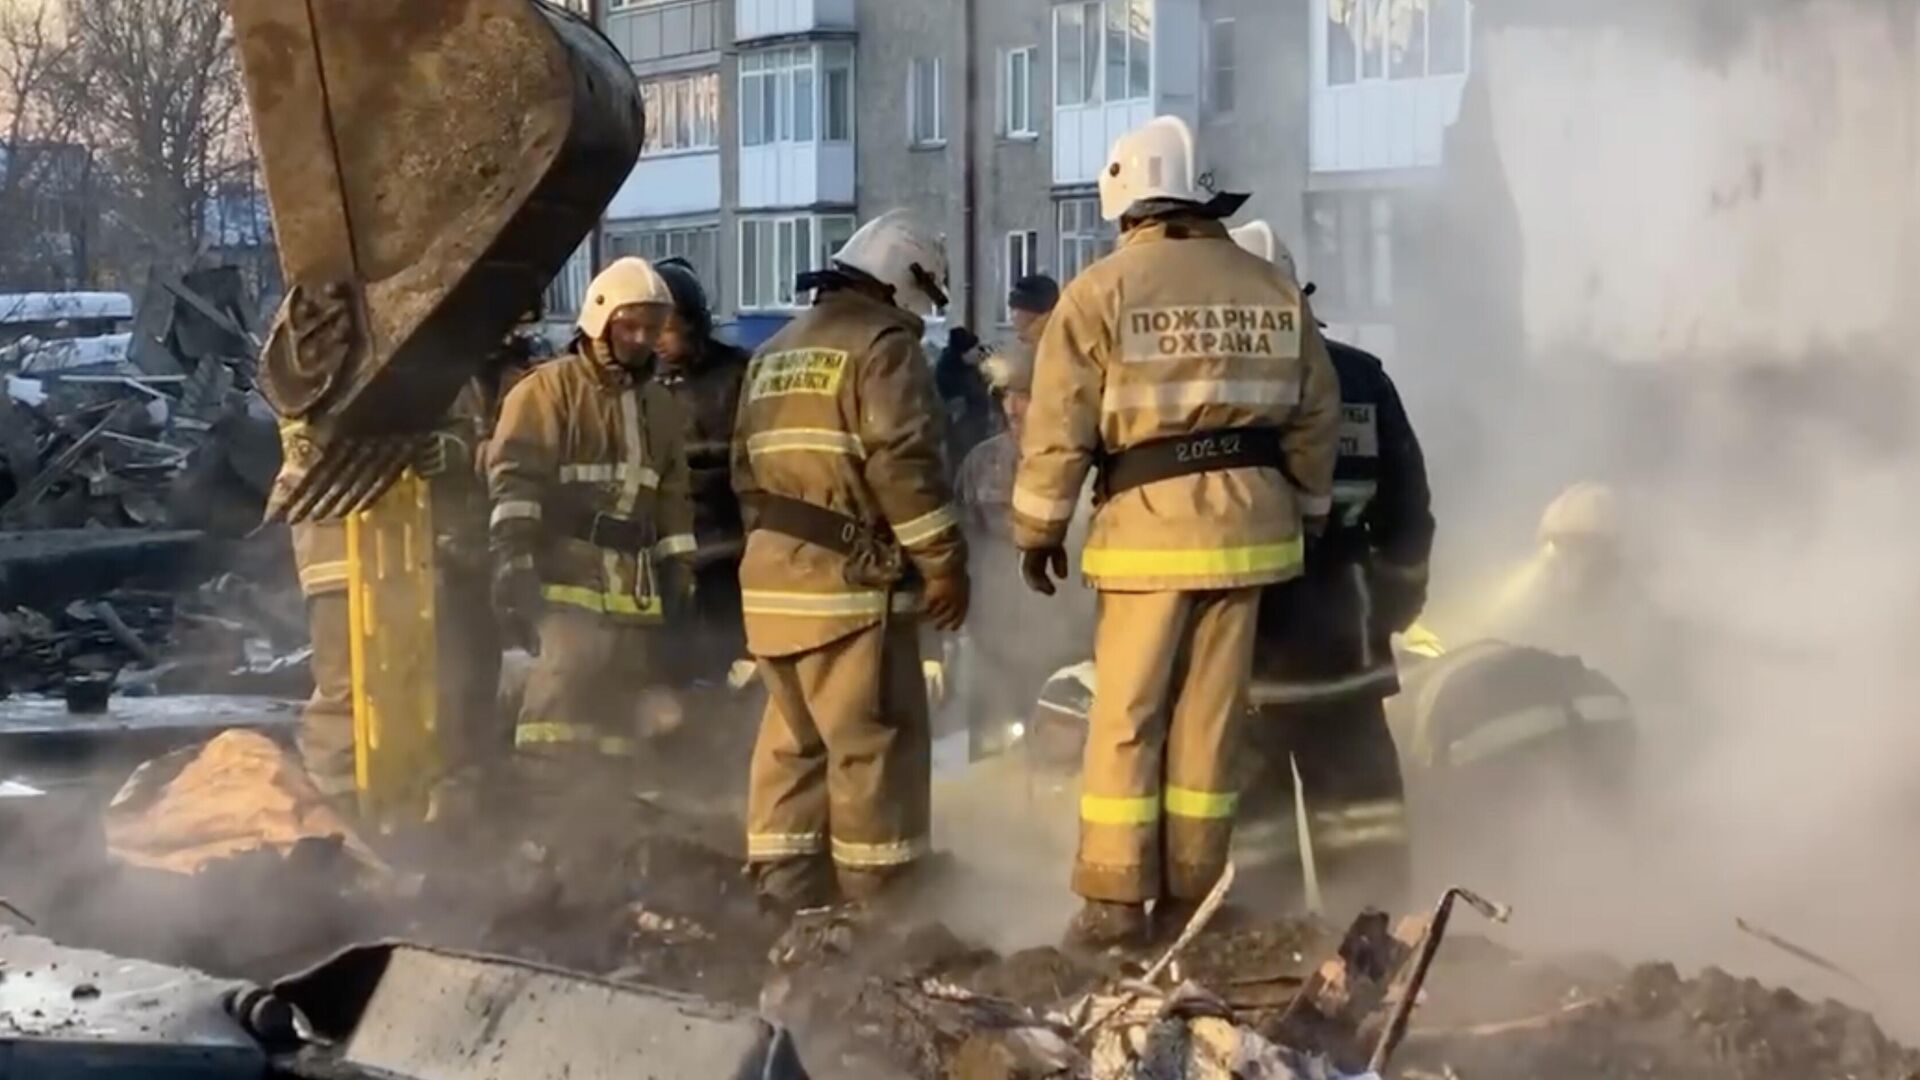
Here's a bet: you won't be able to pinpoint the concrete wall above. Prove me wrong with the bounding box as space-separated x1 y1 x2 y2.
854 0 968 325
971 0 1055 333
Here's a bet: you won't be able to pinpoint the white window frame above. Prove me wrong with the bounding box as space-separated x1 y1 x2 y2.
908 56 946 147
739 45 842 149
1052 0 1151 109
606 221 720 286
1056 197 1111 283
1322 0 1472 88
1203 18 1235 116
1001 47 1037 138
640 71 720 156
738 212 859 311
1002 229 1039 323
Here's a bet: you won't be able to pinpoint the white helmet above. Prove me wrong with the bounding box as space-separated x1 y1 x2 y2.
1539 482 1623 546
831 209 949 317
1228 220 1301 284
1099 115 1200 222
577 256 673 339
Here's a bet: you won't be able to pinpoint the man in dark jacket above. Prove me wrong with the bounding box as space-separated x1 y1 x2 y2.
1230 222 1435 915
935 326 996 470
653 257 751 679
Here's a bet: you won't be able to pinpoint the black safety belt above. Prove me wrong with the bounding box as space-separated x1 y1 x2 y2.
1098 426 1285 500
544 499 655 554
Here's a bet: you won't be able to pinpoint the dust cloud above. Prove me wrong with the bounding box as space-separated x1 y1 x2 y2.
1395 0 1920 1038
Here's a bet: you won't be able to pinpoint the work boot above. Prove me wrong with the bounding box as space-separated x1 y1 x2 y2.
1063 900 1149 951
754 857 835 916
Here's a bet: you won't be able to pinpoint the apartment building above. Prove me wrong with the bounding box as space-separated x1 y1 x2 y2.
549 0 1471 356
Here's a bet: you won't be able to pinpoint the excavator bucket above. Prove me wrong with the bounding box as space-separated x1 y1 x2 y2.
234 0 644 521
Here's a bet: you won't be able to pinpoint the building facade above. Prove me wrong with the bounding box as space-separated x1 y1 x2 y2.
548 0 1471 357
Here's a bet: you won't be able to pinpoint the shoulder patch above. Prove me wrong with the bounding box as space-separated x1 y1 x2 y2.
746 348 850 401
1120 304 1303 364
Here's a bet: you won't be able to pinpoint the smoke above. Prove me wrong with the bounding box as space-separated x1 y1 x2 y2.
1401 0 1920 1035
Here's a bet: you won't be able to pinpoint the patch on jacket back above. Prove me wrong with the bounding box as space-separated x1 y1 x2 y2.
1340 403 1378 457
1121 305 1301 363
747 349 849 400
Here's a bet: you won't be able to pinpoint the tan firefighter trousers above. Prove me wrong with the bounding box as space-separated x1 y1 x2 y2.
299 594 356 798
1076 588 1260 904
518 608 661 757
747 617 930 905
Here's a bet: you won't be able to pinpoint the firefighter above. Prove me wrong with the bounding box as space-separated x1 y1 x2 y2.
733 208 970 911
651 257 751 680
1230 221 1434 913
486 256 696 767
1013 116 1341 947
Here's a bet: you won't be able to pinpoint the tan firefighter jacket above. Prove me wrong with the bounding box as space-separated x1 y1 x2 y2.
1012 217 1341 592
732 289 965 658
279 386 496 600
486 343 694 624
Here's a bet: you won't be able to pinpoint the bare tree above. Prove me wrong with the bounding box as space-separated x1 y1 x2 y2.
60 0 251 286
0 0 90 290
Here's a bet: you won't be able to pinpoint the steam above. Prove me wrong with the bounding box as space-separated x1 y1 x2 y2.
1400 0 1920 1035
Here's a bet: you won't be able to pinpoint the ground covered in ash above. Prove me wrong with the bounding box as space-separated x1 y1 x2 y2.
5 761 1917 1079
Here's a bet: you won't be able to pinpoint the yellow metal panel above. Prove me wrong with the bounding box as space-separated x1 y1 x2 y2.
346 471 440 822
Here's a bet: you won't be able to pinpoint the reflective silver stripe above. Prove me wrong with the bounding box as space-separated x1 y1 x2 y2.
747 832 826 859
1248 664 1398 706
491 500 543 527
1353 563 1374 670
655 533 697 557
617 389 647 518
1448 704 1569 767
1373 558 1428 583
1573 694 1632 723
893 504 958 548
559 462 660 488
1012 484 1075 523
1298 491 1333 517
831 835 928 868
741 589 892 617
1102 378 1300 413
746 428 866 459
686 439 732 456
1311 800 1410 850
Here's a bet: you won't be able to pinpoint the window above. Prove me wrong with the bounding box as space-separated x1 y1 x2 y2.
909 57 945 146
613 0 720 62
740 45 850 148
739 213 858 310
1304 191 1396 316
1057 197 1113 283
1003 230 1039 322
823 46 854 141
640 72 720 155
1001 47 1037 137
1324 0 1470 87
1054 0 1150 108
1053 1 1101 107
1204 19 1235 115
546 242 592 317
605 223 719 288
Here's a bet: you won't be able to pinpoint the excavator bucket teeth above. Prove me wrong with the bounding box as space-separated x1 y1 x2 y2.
234 0 643 518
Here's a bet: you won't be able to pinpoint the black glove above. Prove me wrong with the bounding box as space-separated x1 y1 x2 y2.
492 555 543 655
1020 546 1068 597
1367 562 1428 636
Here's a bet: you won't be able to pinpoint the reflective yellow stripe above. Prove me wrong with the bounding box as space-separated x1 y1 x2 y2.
655 533 697 557
1012 484 1076 523
1080 793 1161 825
748 832 827 859
892 504 958 548
558 463 660 488
491 500 543 527
831 835 928 868
746 428 866 459
1164 785 1238 820
298 559 350 593
514 722 637 757
541 584 663 617
1081 538 1303 579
